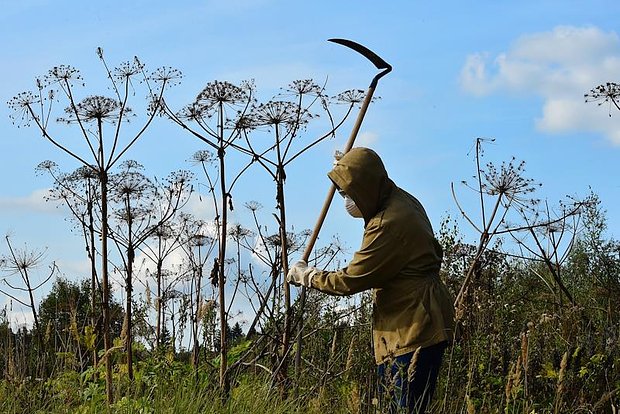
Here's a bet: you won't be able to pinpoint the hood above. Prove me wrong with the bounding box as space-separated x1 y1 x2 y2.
328 147 395 222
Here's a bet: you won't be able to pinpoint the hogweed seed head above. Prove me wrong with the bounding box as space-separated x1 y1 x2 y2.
190 150 216 165
197 80 251 106
335 89 366 104
58 95 130 124
252 100 311 129
585 82 620 112
480 157 541 210
149 66 182 88
7 91 40 126
286 79 322 96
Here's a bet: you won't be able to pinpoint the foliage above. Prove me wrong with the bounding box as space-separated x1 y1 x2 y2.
5 52 620 413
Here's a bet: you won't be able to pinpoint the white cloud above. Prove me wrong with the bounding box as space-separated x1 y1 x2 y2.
0 293 36 330
0 188 59 214
7 310 35 331
461 53 495 96
460 26 620 144
356 131 379 147
184 191 217 221
56 258 91 278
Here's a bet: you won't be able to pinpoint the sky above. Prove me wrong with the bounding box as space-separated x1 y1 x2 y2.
1 0 619 330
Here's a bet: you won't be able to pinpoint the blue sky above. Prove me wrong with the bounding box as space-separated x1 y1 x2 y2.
1 1 619 328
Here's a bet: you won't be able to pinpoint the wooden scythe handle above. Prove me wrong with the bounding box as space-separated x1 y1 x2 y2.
300 83 378 262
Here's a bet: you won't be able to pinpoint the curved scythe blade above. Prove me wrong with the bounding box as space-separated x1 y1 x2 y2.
328 38 392 70
328 38 392 87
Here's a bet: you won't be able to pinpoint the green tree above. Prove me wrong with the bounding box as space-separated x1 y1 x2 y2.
38 277 124 371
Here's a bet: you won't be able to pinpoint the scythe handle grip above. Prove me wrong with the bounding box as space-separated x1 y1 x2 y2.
301 83 378 262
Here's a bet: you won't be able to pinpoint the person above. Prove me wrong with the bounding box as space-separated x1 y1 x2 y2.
287 147 455 413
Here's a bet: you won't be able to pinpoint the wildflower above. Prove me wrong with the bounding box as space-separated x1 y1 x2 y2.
114 60 145 80
152 223 174 240
480 157 541 209
1 242 46 274
252 101 310 129
149 66 182 88
44 65 83 87
7 91 40 126
35 160 59 175
228 223 253 240
285 79 323 96
335 89 366 104
190 150 216 166
57 95 130 124
244 201 262 212
193 233 213 248
164 170 194 194
70 165 99 181
585 82 620 115
112 169 151 199
147 96 167 117
176 102 208 122
196 80 252 108
234 113 256 133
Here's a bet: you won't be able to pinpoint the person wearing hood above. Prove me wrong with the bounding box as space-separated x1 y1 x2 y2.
287 147 455 413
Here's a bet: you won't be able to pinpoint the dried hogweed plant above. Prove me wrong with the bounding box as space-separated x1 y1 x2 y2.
7 48 181 402
453 138 541 317
585 82 620 115
453 138 586 319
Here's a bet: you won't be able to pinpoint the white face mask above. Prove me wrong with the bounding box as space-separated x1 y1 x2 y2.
344 196 363 218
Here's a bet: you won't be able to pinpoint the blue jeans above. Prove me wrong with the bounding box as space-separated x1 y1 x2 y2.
377 341 447 413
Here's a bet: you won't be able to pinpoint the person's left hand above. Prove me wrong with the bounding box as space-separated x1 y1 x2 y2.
286 260 318 287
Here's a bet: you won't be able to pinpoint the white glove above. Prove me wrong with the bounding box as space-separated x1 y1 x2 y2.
333 150 344 166
286 260 318 288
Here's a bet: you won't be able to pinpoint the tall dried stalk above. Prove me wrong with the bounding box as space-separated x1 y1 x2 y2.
0 236 56 353
8 49 180 401
452 139 583 320
241 81 361 386
159 80 255 393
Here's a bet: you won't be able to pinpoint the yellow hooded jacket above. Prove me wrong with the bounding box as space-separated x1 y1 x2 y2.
310 147 455 364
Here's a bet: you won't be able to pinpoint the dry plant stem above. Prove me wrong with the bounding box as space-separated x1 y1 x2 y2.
217 106 229 394
123 193 135 379
44 165 102 369
169 82 255 395
239 84 354 387
108 167 191 378
3 236 52 350
506 200 583 306
10 53 176 403
527 227 574 305
245 268 279 339
156 246 163 348
192 239 206 368
99 171 113 401
273 129 293 385
454 192 503 314
226 234 244 317
239 223 283 332
150 235 183 349
87 198 100 369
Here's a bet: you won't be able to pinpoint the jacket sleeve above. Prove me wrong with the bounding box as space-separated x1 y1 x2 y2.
310 217 406 295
